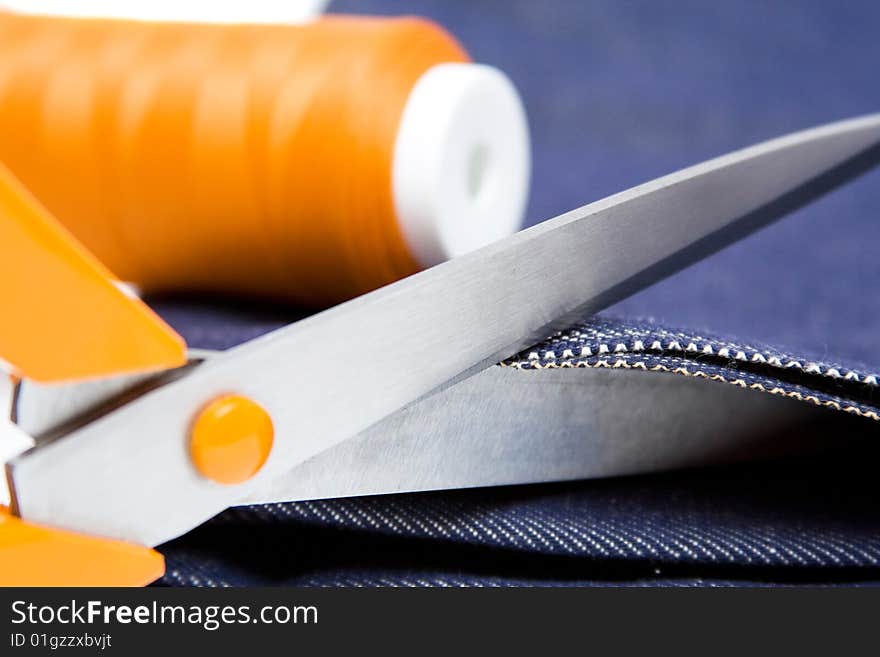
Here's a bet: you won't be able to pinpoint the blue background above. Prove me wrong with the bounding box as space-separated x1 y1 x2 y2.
330 0 880 369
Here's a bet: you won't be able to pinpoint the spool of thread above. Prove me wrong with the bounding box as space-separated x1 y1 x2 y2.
0 13 530 305
0 1 330 24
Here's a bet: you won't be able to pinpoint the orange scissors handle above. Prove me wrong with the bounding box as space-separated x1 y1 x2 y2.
0 161 180 585
0 506 163 586
0 160 185 383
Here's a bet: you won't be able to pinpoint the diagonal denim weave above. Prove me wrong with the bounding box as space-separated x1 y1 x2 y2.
154 316 880 587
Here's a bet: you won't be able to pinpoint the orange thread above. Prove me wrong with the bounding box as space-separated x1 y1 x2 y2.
0 13 469 305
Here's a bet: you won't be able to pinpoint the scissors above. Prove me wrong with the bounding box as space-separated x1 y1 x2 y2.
2 113 879 585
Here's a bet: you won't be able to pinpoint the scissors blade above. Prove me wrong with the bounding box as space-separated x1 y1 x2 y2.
9 113 880 547
243 365 852 505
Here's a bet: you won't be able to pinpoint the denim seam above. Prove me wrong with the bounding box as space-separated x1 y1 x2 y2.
500 318 880 421
503 356 880 421
503 334 878 386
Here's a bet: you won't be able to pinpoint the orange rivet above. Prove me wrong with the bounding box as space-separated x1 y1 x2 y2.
190 394 274 485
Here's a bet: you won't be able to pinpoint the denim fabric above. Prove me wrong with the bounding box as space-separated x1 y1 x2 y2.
158 435 880 586
151 303 880 587
150 0 880 586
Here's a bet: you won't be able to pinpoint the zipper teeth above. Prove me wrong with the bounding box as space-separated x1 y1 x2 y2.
506 336 878 387
503 356 880 422
501 324 880 422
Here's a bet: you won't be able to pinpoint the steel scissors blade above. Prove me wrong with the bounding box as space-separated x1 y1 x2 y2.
7 113 880 547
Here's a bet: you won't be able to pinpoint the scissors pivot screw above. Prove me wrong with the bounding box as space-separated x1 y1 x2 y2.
189 394 274 485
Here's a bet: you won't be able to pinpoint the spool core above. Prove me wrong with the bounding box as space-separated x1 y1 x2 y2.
392 63 531 268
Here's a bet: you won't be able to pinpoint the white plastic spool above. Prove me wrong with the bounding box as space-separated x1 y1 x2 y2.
0 0 329 23
393 63 531 267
